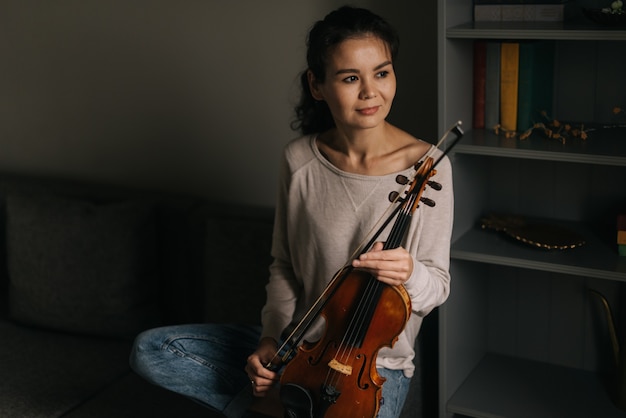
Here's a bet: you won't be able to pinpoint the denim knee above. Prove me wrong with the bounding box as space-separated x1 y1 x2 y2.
128 327 156 377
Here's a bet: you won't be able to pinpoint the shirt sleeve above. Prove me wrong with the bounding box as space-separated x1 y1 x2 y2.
260 150 299 342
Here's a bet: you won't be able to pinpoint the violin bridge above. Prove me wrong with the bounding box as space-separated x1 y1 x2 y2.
328 359 352 376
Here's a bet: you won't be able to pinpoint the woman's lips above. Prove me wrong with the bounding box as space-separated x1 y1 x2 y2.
357 106 380 115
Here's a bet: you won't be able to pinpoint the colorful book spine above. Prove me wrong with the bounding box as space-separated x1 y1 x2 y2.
500 42 520 132
516 41 555 132
617 213 626 256
473 41 487 129
484 42 501 130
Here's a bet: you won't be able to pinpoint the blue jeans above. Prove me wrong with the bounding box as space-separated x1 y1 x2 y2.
130 323 411 418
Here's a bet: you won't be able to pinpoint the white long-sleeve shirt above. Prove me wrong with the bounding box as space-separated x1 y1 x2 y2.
261 135 453 377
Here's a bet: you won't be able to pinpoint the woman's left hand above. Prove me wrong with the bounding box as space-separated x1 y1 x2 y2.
351 241 413 286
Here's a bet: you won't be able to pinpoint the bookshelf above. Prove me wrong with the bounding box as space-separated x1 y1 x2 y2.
448 21 626 40
438 2 626 418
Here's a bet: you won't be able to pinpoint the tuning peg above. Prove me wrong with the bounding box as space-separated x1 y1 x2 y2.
420 197 435 207
395 175 409 185
427 180 442 191
389 191 403 203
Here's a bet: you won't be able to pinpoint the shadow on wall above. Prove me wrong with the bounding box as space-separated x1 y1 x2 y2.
1 1 437 206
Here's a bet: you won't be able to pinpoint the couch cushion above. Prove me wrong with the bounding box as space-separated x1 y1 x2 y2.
6 193 159 338
0 319 132 417
61 372 214 418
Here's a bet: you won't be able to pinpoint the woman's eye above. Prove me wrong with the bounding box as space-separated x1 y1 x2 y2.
376 70 389 78
343 75 358 83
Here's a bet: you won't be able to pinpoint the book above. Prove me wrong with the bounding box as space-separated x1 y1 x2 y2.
475 4 503 21
473 41 487 129
485 42 501 130
516 41 555 132
500 42 520 132
618 230 626 245
474 3 568 22
473 0 569 3
617 214 625 254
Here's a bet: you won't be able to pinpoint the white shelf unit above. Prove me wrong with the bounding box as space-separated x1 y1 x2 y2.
438 3 626 418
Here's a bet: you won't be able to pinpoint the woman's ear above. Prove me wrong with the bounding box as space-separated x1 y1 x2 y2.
307 70 324 101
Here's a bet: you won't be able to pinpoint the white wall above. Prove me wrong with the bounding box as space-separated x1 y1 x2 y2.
1 1 436 207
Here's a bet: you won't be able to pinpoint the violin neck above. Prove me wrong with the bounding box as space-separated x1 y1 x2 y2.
382 192 418 251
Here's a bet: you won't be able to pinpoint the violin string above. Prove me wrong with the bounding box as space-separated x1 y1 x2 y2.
273 173 421 367
325 279 377 391
343 121 462 264
322 123 463 390
268 121 463 369
331 273 377 385
336 198 414 391
326 271 378 388
325 124 463 374
327 192 416 392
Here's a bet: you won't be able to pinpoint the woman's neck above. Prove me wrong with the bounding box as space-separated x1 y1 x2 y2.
316 123 429 176
334 123 390 154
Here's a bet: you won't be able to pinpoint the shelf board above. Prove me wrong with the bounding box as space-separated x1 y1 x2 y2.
447 354 624 418
451 221 626 281
452 128 626 166
447 21 626 41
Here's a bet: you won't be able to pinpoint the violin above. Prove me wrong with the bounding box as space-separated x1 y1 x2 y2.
269 122 464 418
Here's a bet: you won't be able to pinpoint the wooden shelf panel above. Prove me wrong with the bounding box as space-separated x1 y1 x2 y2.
447 22 626 41
447 354 624 418
440 5 626 418
452 128 626 166
451 221 626 281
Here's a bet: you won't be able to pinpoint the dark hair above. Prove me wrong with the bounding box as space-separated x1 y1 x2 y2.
291 6 400 135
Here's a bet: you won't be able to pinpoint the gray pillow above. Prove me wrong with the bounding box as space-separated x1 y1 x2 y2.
6 194 159 338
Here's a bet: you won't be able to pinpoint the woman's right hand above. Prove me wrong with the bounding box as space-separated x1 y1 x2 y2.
245 337 280 396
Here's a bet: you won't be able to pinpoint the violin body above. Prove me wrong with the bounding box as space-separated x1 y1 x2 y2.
279 267 411 418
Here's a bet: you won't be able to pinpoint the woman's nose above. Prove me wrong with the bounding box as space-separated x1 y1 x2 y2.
360 85 377 100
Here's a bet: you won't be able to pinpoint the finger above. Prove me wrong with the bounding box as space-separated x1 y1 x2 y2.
355 258 411 276
249 376 266 388
250 376 276 397
376 272 408 286
359 247 407 262
250 364 279 382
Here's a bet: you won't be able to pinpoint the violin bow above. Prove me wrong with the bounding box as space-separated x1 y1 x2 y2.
269 120 464 367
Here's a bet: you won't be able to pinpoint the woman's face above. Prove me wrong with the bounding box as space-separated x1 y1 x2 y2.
309 35 396 134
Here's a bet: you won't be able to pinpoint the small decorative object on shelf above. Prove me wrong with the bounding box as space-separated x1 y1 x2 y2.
611 106 626 127
583 0 626 26
494 110 589 143
480 213 586 250
517 111 589 143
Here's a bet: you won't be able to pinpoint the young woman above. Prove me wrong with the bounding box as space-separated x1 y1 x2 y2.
130 6 453 418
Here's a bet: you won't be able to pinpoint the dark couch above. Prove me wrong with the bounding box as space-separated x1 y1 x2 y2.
0 173 428 418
